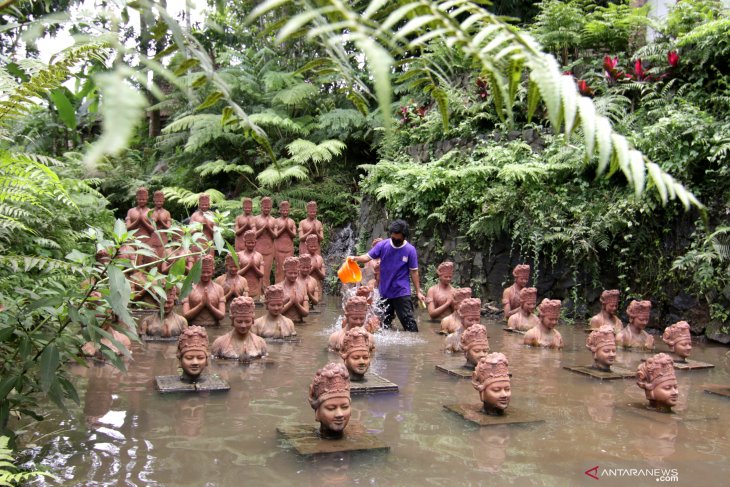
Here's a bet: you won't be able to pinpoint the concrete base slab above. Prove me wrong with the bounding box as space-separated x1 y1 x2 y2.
563 365 636 380
443 404 544 427
349 371 398 395
277 422 389 456
155 374 230 394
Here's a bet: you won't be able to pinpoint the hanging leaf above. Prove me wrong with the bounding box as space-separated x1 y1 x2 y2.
39 344 60 393
49 89 76 129
196 91 224 111
181 259 202 299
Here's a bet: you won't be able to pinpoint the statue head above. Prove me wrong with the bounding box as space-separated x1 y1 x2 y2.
177 326 209 379
279 200 290 217
264 284 284 316
153 190 165 209
458 298 482 328
519 287 537 313
244 229 257 250
284 256 299 283
306 233 319 254
309 363 351 438
371 237 383 249
512 264 530 287
230 296 255 336
299 253 312 276
472 353 511 415
637 353 678 410
261 196 272 215
306 201 317 219
662 321 692 360
460 324 490 366
437 261 454 285
340 328 375 380
164 286 179 314
600 289 620 314
198 193 210 212
355 285 371 300
452 288 472 310
586 325 617 371
200 255 215 283
136 186 148 207
538 299 561 330
344 296 368 329
242 197 253 214
225 254 238 276
627 300 651 330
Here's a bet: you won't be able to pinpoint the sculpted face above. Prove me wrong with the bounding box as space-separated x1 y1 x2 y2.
345 311 366 329
181 351 207 378
515 274 528 287
649 380 679 408
344 351 371 377
631 311 650 329
315 397 351 435
137 192 148 207
439 269 453 285
164 292 176 314
540 314 558 330
299 260 312 276
286 266 298 283
522 296 536 313
480 380 511 411
466 345 490 367
673 339 692 360
307 239 318 255
460 311 481 328
267 299 283 316
153 193 164 209
307 203 317 219
199 198 210 212
280 203 290 218
200 265 213 283
245 236 256 251
233 315 254 335
594 344 616 370
242 199 252 214
227 259 238 276
603 298 618 314
261 199 272 215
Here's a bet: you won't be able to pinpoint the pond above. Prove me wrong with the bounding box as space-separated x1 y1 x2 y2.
20 297 730 486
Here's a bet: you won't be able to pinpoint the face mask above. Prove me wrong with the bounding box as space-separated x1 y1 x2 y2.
391 238 404 247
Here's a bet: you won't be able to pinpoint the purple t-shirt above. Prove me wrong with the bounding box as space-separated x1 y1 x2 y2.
368 239 418 299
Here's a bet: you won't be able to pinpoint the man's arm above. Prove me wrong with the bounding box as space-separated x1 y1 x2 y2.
350 253 372 264
409 268 426 304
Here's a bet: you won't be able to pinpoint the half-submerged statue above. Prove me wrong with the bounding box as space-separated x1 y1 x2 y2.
589 289 623 333
506 287 538 332
298 200 324 255
306 234 326 297
252 284 297 338
523 299 563 349
234 197 256 252
140 286 188 338
81 311 132 359
616 300 654 350
340 327 375 381
214 254 249 305
237 229 265 300
426 261 455 320
189 193 216 252
279 256 309 323
211 296 267 360
329 296 370 352
440 287 472 335
149 190 172 262
662 321 712 370
309 363 352 439
297 254 321 306
472 353 511 415
586 325 618 371
274 200 296 283
502 264 530 319
444 298 482 353
355 285 380 333
636 353 679 412
460 325 491 369
182 255 226 327
125 187 155 266
254 196 276 293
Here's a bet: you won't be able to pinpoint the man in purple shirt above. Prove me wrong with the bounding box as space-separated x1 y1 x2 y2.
350 220 425 332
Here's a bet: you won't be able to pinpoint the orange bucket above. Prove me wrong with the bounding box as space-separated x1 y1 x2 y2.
338 257 362 284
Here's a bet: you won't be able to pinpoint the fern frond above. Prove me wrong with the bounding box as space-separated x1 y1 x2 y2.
256 163 310 188
271 82 319 106
287 139 346 165
195 160 255 177
161 187 227 209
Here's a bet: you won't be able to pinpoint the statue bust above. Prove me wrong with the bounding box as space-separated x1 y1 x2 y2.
616 300 654 350
234 197 256 252
308 363 351 439
211 296 267 359
589 289 623 333
523 299 563 349
214 254 249 305
427 261 455 320
189 193 216 251
440 287 472 334
297 254 321 306
445 297 481 352
298 200 324 255
279 256 309 323
81 301 132 358
502 264 530 319
177 326 210 381
460 324 490 368
140 286 188 337
472 353 511 416
637 353 679 412
274 200 297 282
506 287 538 332
149 190 172 261
306 234 326 296
340 327 375 381
586 325 618 371
362 237 383 284
182 255 226 327
355 285 380 333
254 196 276 294
662 321 692 362
329 296 370 351
252 284 297 338
236 229 265 299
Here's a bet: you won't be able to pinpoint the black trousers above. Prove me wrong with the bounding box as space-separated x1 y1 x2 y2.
381 296 419 332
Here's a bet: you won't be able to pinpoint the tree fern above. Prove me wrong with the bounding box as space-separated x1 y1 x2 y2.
195 160 254 177
161 187 228 209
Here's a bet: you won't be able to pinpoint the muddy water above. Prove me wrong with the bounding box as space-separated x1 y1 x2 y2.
21 298 730 486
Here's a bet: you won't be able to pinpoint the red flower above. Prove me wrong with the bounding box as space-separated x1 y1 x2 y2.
667 51 679 68
603 55 619 72
399 106 409 115
416 106 427 117
578 80 594 97
563 70 574 77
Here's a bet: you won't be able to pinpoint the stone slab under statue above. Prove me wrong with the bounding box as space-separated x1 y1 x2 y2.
155 374 230 393
213 357 277 367
142 335 179 343
563 365 636 380
443 404 544 427
502 327 526 335
435 360 475 379
277 423 389 456
621 402 718 424
639 357 715 370
349 371 398 394
565 325 634 380
703 385 730 398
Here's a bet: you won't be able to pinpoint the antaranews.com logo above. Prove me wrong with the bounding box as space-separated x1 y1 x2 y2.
585 466 679 482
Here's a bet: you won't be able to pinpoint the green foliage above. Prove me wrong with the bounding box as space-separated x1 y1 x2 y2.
0 436 55 485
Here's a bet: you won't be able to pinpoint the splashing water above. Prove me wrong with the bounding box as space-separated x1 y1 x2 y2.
322 223 357 295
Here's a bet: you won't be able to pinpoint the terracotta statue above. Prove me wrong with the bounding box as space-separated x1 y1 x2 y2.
366 259 380 292
189 193 216 252
472 353 511 416
445 298 482 353
297 253 321 306
329 296 370 351
460 324 491 368
177 326 210 381
182 255 226 327
356 285 380 333
440 287 472 334
140 286 188 337
502 264 530 319
662 321 692 362
236 230 265 299
234 197 256 252
211 296 267 359
148 190 172 263
340 327 375 381
506 287 539 332
362 237 383 284
125 187 155 266
586 325 618 371
298 200 324 255
214 254 249 305
130 269 159 306
308 363 351 439
252 284 297 338
254 196 276 292
279 256 309 323
636 353 679 411
306 234 326 296
589 289 623 333
81 312 132 358
274 200 296 283
616 300 654 350
523 299 563 349
426 261 456 320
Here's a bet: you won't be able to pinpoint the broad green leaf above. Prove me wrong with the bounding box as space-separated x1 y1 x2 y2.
577 97 596 157
181 259 202 299
629 150 645 196
196 91 224 111
646 162 667 204
168 254 186 278
226 242 239 267
561 76 577 136
0 373 18 400
39 344 60 393
595 116 612 175
49 89 76 129
107 265 131 323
